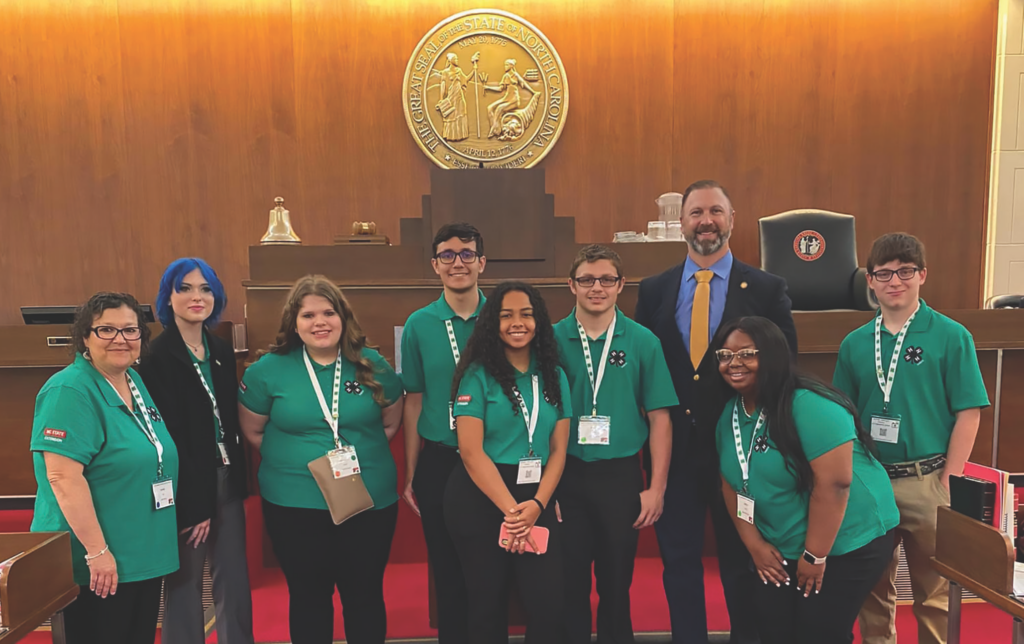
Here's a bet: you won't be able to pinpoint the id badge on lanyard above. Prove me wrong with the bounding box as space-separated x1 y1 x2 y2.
871 307 917 446
328 444 361 478
575 315 615 446
736 492 755 524
303 347 358 476
192 361 231 465
732 399 766 525
153 477 175 509
115 376 173 510
515 375 542 485
446 319 462 431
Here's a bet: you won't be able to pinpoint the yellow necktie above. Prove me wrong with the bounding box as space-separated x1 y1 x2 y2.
690 270 713 369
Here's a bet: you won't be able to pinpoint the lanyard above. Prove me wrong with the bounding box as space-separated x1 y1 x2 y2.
575 312 616 416
731 398 765 493
191 362 223 440
109 374 165 477
513 375 540 456
303 347 343 448
444 319 462 365
873 303 919 413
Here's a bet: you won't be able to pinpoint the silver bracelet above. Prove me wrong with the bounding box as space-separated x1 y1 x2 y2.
84 545 109 562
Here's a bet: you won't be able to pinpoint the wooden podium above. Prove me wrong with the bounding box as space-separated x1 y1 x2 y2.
0 532 78 643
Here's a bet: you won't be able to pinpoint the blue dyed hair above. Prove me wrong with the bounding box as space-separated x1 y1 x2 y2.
156 258 227 328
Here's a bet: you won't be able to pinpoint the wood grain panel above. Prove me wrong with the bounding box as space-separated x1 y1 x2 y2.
0 0 998 326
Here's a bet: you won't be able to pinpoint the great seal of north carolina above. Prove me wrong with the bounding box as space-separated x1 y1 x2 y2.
402 9 569 169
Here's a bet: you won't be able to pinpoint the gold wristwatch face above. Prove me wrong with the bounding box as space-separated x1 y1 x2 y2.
402 9 568 169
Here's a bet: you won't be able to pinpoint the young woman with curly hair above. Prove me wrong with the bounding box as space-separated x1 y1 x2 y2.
237 275 404 644
444 281 572 644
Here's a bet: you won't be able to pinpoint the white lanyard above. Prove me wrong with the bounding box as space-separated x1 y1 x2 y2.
873 304 919 413
513 375 540 455
731 398 765 493
303 347 343 448
575 312 616 416
109 374 165 477
444 319 462 364
192 362 223 440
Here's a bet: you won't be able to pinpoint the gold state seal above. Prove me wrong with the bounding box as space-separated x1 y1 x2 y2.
403 9 568 169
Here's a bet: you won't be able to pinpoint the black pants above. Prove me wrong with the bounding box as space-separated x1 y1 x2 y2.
262 498 398 644
412 440 469 644
560 454 643 644
753 530 896 644
443 461 564 644
655 440 760 644
62 576 162 644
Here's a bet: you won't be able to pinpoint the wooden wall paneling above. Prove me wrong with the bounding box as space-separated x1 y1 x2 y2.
830 0 998 310
996 350 1024 472
0 369 60 497
974 350 998 467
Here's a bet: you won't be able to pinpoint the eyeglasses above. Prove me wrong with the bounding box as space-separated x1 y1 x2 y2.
715 349 759 364
869 267 921 282
90 326 142 341
434 249 480 264
573 276 622 288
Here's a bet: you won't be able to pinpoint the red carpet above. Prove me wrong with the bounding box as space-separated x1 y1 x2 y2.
2 507 1014 643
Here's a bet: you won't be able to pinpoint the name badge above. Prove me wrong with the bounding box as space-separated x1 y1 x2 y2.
448 402 456 431
870 414 901 444
218 443 231 466
578 415 611 445
328 445 361 479
153 477 175 510
736 492 755 524
517 457 542 485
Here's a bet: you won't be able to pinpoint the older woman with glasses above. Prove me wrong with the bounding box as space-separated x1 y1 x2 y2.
30 292 180 644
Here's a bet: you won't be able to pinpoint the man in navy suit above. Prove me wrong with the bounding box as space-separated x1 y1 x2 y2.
635 180 798 644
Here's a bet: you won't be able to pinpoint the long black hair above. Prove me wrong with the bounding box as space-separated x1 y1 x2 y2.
711 316 878 493
451 281 563 416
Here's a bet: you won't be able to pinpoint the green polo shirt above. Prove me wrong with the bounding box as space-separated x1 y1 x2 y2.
239 347 403 510
554 308 679 461
716 389 899 560
187 333 222 449
453 357 572 465
833 300 990 464
401 291 485 447
30 354 181 586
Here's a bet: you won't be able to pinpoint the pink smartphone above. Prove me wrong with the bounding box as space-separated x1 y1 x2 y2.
499 524 550 554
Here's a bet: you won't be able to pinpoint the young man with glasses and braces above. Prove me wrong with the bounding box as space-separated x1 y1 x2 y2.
833 232 989 644
400 222 486 644
554 244 678 643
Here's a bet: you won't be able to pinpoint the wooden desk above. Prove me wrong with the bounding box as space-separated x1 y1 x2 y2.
0 532 77 644
932 505 1024 643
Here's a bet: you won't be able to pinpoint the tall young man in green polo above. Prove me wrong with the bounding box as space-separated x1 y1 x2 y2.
833 233 989 644
400 223 486 644
554 244 678 644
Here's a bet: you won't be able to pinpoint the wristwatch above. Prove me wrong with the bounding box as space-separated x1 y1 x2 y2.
802 549 827 565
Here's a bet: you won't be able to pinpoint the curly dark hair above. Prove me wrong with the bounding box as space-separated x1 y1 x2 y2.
71 292 153 355
451 281 563 416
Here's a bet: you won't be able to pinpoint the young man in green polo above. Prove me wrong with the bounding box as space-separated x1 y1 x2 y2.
833 233 989 644
554 244 678 644
400 222 486 644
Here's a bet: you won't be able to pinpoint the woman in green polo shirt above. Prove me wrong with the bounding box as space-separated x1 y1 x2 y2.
712 316 898 644
445 281 572 644
30 292 180 644
237 275 404 644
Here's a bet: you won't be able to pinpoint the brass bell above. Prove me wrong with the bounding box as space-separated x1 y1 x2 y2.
260 197 302 245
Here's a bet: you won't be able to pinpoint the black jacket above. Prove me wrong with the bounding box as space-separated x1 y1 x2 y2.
635 258 798 458
137 323 248 530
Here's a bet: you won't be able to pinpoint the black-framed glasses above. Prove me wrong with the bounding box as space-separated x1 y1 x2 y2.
90 326 142 341
434 249 480 264
715 348 759 364
869 267 921 282
573 276 622 288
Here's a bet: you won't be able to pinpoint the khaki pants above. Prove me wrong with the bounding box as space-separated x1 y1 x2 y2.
858 467 950 644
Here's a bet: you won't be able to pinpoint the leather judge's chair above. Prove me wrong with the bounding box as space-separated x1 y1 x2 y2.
759 209 876 311
986 294 1024 309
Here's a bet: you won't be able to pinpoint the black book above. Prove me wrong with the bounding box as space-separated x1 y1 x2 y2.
949 474 996 525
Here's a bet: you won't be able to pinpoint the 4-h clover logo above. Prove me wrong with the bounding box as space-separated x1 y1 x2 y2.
609 350 627 367
344 380 363 395
544 390 556 405
903 346 924 365
146 407 163 423
753 434 770 453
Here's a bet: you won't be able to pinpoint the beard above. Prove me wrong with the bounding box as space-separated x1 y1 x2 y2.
685 225 732 256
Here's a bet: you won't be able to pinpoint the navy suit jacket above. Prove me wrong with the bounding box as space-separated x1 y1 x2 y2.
635 258 798 459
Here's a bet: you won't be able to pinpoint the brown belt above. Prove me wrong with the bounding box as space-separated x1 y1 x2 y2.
883 454 946 479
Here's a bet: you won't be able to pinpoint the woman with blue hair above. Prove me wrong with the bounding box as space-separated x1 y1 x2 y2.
137 258 254 644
